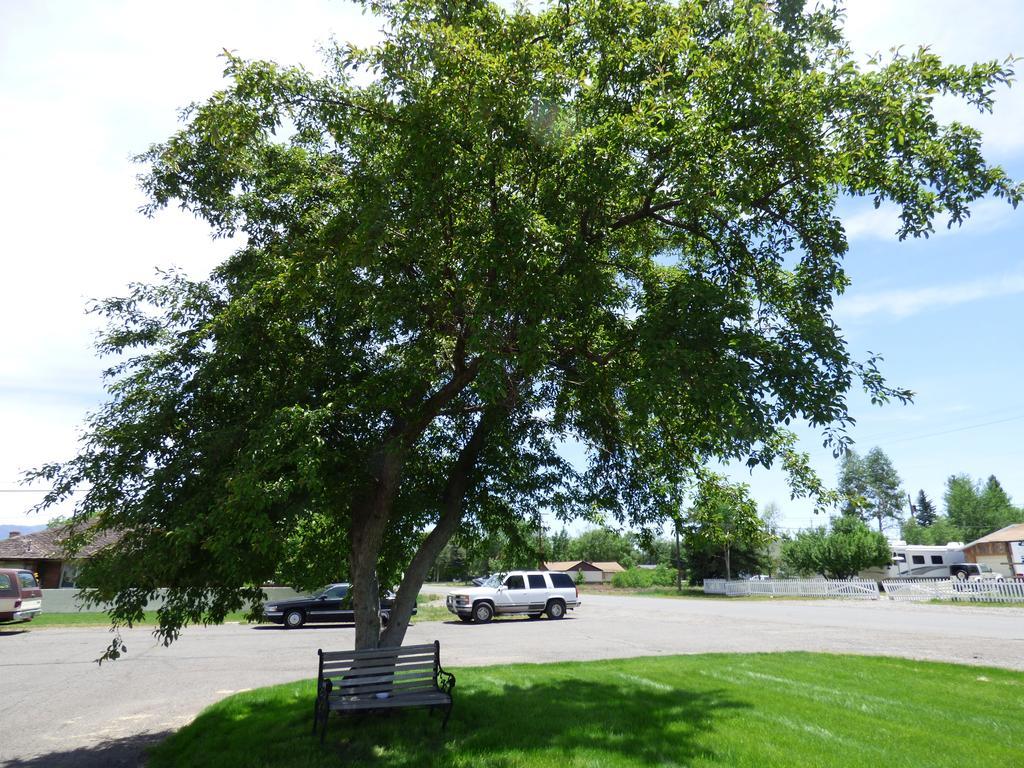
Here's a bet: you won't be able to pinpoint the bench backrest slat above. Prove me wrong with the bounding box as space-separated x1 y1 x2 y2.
320 654 435 673
332 672 433 688
322 661 435 679
319 643 436 662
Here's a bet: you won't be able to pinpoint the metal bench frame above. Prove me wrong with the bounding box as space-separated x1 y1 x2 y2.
313 640 455 743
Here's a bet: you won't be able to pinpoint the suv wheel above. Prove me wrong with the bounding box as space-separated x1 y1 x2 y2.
284 609 305 629
953 570 968 581
545 600 565 620
473 602 494 623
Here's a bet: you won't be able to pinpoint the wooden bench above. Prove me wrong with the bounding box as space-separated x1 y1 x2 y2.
313 640 456 742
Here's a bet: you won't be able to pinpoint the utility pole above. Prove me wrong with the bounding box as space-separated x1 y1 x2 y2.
674 517 682 593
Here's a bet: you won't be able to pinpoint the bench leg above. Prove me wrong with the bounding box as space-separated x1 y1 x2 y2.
320 704 329 745
442 703 453 731
312 697 321 735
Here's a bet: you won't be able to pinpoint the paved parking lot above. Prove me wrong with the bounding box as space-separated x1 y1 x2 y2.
2 593 1022 766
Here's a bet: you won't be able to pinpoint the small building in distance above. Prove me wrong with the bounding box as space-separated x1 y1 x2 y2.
961 523 1024 579
541 560 626 584
0 524 120 588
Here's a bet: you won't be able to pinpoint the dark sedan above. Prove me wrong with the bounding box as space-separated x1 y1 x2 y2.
262 583 410 628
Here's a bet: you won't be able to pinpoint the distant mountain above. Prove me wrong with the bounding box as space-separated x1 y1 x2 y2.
1 524 48 540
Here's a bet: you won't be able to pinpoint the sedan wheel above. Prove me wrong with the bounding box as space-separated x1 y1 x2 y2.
284 609 305 629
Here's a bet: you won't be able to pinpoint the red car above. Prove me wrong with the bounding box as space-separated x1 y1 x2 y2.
0 569 43 623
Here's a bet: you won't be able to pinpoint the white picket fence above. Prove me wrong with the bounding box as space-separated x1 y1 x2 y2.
703 578 880 599
882 578 1024 603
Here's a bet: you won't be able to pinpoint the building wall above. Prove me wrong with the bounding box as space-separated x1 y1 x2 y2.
964 542 1014 577
975 553 1012 578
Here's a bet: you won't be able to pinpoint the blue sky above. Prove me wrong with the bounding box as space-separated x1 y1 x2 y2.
1 1 1022 537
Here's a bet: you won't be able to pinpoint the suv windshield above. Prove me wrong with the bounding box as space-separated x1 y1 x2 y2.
480 574 504 588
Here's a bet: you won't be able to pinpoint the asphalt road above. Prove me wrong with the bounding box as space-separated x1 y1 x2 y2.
2 593 1022 767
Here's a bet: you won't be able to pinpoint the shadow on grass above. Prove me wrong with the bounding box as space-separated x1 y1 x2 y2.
4 731 171 768
151 675 747 767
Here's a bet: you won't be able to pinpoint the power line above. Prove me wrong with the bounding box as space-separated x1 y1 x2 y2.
853 407 1024 446
878 413 1024 445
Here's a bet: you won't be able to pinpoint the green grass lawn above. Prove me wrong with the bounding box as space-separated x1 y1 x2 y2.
148 653 1022 768
16 610 255 628
20 593 452 628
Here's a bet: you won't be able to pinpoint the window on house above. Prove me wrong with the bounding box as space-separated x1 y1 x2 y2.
912 555 925 564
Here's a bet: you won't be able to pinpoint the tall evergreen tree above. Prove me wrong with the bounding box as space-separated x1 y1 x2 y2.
914 489 937 527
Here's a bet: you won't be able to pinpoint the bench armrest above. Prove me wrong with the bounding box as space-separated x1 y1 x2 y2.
318 678 333 701
436 666 456 695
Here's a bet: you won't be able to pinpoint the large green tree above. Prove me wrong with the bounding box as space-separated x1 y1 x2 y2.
30 0 1019 655
782 515 889 579
838 447 904 532
945 473 1023 540
682 475 771 581
567 528 639 566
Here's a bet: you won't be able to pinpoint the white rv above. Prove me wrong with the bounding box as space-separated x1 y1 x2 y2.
887 542 965 577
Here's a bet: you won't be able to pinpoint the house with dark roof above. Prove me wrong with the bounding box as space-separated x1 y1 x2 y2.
0 524 121 588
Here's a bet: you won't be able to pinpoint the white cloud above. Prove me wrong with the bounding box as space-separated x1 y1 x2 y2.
836 271 1024 320
841 0 1024 159
843 198 1018 242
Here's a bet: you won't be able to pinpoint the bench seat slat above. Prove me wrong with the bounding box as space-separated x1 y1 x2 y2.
328 692 451 711
329 680 438 697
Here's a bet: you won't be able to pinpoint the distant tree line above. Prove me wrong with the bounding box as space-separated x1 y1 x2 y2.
779 447 1024 580
902 474 1024 545
429 449 1023 584
428 474 778 585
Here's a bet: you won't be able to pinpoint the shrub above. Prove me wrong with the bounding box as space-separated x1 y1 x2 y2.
611 565 677 588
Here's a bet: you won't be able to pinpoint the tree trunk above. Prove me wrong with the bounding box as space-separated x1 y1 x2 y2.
724 543 732 581
349 452 403 650
380 406 502 648
347 362 483 649
674 522 681 593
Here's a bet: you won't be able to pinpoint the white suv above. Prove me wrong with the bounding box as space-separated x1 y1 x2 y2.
446 570 581 623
